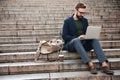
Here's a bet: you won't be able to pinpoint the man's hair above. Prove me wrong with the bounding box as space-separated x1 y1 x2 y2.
75 3 86 10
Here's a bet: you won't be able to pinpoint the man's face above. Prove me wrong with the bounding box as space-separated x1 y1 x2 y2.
76 8 86 19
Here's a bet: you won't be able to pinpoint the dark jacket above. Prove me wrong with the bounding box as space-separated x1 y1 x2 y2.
62 15 88 50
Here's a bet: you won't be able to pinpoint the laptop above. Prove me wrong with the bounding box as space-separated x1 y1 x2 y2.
85 26 102 39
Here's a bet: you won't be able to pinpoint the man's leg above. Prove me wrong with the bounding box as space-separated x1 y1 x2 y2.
68 38 98 74
92 39 108 63
92 39 114 75
68 38 91 63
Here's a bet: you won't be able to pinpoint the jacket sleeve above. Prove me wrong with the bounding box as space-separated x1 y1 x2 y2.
62 19 77 41
83 18 89 34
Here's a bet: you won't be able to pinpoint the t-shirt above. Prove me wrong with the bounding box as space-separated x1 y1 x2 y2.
74 20 83 36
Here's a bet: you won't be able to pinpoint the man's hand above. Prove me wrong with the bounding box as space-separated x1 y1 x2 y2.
78 35 85 40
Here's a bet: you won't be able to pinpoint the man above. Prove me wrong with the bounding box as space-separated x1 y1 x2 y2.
62 2 114 75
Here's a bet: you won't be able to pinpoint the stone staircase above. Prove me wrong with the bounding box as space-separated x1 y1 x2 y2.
0 0 120 80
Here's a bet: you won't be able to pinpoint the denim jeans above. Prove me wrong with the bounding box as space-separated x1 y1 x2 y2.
67 38 108 63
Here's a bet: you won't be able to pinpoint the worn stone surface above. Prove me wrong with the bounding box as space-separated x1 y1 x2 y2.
111 61 120 70
0 0 119 79
0 67 9 75
0 58 119 75
50 71 112 80
8 62 59 74
0 0 120 52
0 49 120 63
0 73 50 80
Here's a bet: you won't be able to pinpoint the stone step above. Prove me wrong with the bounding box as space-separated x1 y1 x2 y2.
100 40 120 48
0 27 119 33
0 33 119 44
0 29 119 37
1 3 118 12
0 0 78 6
0 0 119 79
0 34 119 41
100 34 120 40
0 10 118 20
0 29 61 37
0 70 120 80
0 25 119 31
0 58 119 75
0 37 37 44
0 49 120 63
0 24 62 31
0 40 120 52
0 36 61 44
0 24 119 31
0 17 119 24
101 28 120 33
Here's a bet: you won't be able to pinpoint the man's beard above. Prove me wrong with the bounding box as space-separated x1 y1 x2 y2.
76 15 83 20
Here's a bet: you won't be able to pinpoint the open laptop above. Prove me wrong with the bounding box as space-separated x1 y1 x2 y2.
85 26 102 39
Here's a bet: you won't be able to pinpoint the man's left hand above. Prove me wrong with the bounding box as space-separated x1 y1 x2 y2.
78 35 85 40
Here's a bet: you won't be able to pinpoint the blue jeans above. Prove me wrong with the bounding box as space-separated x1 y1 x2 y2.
67 38 108 63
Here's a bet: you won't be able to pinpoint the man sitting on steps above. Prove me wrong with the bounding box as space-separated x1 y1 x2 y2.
61 2 114 75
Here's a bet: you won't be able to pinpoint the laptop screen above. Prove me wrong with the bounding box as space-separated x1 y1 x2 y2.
85 26 102 39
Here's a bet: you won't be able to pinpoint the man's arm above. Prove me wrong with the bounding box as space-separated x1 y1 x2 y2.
62 19 77 41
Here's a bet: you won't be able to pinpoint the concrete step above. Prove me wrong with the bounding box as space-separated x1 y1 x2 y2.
0 0 118 28
0 33 119 42
0 58 119 75
0 36 61 44
0 27 119 37
0 49 120 63
0 0 119 79
0 40 120 52
0 37 37 44
0 24 119 31
4 1 117 11
0 29 61 37
0 24 62 31
100 34 120 40
0 34 119 44
0 29 118 36
100 40 120 48
0 12 118 21
102 28 120 32
0 70 120 80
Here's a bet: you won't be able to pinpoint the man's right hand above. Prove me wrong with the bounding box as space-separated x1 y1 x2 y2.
78 35 85 40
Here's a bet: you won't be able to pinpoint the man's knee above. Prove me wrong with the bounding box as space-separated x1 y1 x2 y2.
93 39 99 42
92 39 100 45
71 38 80 43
